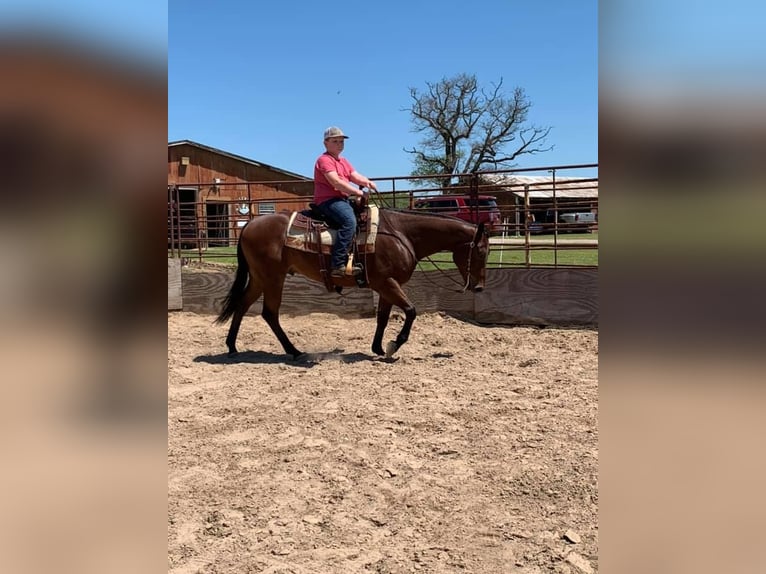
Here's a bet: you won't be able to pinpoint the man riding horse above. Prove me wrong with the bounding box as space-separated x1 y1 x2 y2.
312 126 378 278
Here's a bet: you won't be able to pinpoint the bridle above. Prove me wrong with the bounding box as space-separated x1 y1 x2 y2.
459 223 487 292
422 225 485 293
460 238 476 293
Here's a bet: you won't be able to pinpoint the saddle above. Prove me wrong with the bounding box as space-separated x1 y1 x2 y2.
285 203 379 292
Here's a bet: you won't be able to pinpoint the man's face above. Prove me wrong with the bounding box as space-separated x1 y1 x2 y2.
324 137 346 153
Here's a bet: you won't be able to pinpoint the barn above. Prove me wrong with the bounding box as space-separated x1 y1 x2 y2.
481 172 599 233
168 140 313 247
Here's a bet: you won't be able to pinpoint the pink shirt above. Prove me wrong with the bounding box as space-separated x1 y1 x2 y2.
314 152 355 203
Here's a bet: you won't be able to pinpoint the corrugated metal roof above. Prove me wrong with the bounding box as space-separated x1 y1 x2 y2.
168 140 311 181
481 174 599 198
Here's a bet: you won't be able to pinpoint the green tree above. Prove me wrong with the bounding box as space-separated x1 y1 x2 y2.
404 73 552 183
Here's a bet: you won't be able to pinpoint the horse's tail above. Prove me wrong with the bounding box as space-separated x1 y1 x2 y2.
215 240 249 325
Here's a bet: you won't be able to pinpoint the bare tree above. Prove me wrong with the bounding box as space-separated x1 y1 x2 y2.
404 73 552 182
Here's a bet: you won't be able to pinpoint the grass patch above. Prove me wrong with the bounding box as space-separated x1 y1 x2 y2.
417 248 598 270
169 245 239 265
170 232 598 268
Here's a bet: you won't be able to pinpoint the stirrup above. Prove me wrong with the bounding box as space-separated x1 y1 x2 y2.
331 265 362 277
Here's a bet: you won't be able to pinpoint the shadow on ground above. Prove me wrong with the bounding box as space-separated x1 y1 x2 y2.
193 348 394 367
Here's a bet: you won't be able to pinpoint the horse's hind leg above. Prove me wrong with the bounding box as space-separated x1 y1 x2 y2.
371 298 393 356
225 279 263 356
261 275 302 359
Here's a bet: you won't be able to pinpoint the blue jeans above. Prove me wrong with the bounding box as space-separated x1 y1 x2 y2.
316 197 357 269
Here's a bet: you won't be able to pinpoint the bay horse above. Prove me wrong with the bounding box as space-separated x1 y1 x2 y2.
215 208 489 359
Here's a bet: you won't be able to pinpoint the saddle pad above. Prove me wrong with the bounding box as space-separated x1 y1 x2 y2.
285 206 379 254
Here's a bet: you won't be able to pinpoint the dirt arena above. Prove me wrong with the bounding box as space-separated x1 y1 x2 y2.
168 310 598 573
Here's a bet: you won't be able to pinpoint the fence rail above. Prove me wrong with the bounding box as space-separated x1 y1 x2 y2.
168 163 597 268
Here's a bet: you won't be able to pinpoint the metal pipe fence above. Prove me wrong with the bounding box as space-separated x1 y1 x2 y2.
168 163 597 268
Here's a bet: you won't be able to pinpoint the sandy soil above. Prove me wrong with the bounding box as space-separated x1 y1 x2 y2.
168 310 598 573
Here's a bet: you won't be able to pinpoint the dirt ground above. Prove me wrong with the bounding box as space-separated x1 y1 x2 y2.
168 310 598 573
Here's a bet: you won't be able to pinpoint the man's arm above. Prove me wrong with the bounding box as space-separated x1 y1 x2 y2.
349 171 378 192
324 170 365 197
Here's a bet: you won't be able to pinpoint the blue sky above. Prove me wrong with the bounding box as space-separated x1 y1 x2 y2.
2 1 762 182
602 0 766 86
0 0 167 63
168 0 598 180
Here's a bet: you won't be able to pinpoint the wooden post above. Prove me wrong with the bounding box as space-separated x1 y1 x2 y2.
168 258 183 310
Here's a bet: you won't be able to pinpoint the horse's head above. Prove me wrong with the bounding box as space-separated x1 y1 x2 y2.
454 222 490 293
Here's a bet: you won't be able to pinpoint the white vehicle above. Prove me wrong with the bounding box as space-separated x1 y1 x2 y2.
558 212 597 232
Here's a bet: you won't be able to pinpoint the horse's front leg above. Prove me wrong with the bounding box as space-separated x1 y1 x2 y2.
371 297 393 356
376 280 417 358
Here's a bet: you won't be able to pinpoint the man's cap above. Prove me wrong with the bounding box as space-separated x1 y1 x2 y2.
324 126 349 140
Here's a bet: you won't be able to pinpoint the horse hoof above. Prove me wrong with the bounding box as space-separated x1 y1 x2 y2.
227 350 238 358
385 341 397 358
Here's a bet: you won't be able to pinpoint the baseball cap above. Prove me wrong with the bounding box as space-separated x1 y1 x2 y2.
323 126 349 140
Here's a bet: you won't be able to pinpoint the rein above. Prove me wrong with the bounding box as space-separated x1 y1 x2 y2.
415 233 481 294
376 208 484 293
460 238 475 293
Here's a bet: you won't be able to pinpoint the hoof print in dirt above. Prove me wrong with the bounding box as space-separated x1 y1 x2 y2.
203 511 232 538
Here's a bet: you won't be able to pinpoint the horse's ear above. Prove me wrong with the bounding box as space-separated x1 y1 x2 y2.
477 222 486 237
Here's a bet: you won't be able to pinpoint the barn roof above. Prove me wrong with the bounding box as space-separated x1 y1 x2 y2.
481 174 598 199
168 140 311 181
